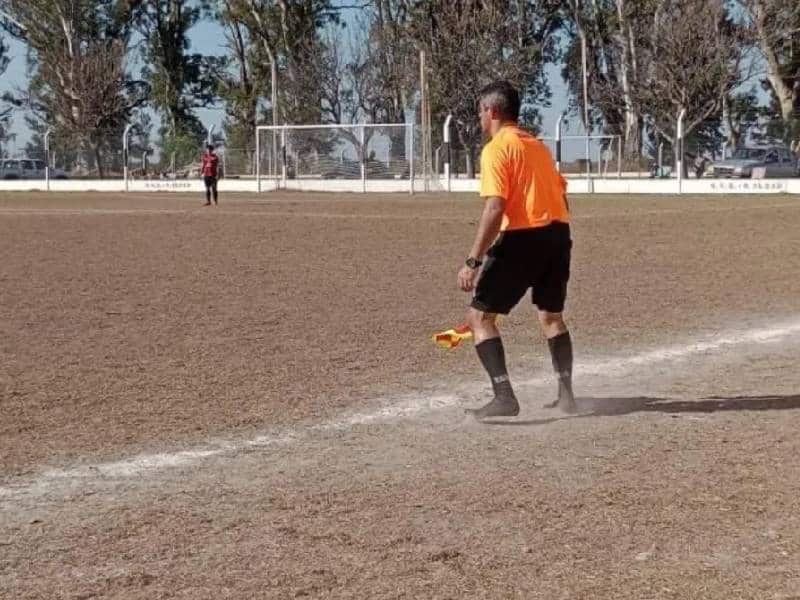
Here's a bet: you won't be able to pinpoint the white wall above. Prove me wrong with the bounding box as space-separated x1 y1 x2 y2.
449 178 800 195
0 177 798 195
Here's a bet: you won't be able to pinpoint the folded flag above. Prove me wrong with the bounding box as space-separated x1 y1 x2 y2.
432 323 473 349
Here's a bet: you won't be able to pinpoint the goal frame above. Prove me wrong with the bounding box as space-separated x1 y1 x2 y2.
255 123 416 194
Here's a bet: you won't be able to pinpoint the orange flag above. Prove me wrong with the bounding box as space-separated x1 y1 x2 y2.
431 323 473 349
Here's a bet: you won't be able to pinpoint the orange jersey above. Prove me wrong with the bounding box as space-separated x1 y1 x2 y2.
479 125 569 231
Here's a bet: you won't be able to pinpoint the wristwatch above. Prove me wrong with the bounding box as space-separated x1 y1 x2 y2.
465 257 482 269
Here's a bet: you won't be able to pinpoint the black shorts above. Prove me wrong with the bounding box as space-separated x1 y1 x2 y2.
471 222 571 315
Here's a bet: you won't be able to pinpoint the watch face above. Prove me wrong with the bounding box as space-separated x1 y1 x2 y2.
466 257 481 268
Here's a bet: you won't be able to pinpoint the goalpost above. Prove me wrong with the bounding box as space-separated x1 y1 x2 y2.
255 123 417 193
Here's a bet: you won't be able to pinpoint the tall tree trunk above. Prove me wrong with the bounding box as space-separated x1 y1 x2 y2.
615 0 640 160
722 94 740 151
752 0 798 126
92 140 104 179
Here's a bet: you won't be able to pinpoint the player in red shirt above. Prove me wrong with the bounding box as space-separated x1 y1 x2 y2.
200 145 219 206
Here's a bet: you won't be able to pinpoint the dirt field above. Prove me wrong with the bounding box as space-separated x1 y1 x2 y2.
2 190 800 599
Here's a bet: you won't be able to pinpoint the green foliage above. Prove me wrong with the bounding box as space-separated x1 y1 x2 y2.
4 0 147 176
133 0 219 141
159 129 200 169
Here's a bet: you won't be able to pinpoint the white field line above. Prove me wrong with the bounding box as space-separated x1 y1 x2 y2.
1 200 799 220
2 319 800 504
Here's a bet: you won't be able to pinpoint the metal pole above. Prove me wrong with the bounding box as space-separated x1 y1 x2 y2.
443 113 452 192
581 34 592 193
658 142 664 175
44 128 52 192
281 126 287 189
207 124 215 146
419 50 428 192
408 123 414 195
555 114 564 172
123 123 132 192
271 61 278 185
677 108 686 194
256 128 261 192
360 125 366 193
617 135 622 178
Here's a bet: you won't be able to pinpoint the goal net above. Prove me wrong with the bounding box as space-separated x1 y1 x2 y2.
256 124 422 193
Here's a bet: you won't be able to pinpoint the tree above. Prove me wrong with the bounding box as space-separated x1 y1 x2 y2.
561 0 649 162
741 0 800 141
402 0 562 176
132 0 221 145
214 0 261 173
221 0 341 126
344 1 415 126
4 0 148 176
722 86 764 150
626 0 752 173
0 30 13 155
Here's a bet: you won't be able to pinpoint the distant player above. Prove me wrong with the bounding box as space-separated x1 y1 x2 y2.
200 145 219 206
458 81 576 418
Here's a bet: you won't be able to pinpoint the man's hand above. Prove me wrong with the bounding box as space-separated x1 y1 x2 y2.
458 265 479 292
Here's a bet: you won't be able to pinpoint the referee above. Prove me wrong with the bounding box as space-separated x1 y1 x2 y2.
458 81 576 418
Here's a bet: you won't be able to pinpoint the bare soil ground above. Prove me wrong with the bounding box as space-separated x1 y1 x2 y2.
2 191 800 599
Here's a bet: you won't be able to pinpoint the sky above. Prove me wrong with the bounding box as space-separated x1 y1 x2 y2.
0 9 606 156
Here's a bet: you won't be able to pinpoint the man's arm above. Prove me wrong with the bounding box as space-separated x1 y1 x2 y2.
467 196 505 260
458 196 505 292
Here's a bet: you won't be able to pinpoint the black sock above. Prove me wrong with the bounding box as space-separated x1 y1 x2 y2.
547 331 573 380
475 337 515 399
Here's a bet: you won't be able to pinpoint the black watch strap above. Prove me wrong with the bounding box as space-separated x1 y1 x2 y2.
465 257 482 269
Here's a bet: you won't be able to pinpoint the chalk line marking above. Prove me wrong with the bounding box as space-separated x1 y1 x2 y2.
2 319 800 504
1 200 799 220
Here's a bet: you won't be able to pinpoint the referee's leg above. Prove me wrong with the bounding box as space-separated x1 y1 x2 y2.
535 227 576 413
464 307 520 419
539 310 576 412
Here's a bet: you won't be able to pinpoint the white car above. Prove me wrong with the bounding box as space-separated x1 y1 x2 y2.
0 158 69 179
711 146 800 178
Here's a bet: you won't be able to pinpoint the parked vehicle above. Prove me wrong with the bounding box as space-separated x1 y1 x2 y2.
711 146 799 178
0 158 69 179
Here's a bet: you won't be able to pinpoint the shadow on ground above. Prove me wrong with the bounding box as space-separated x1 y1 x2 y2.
482 395 800 427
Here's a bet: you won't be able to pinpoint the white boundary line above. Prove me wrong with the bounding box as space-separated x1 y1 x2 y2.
1 201 800 220
2 319 800 504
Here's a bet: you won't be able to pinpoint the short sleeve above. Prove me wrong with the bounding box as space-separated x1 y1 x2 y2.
479 144 508 199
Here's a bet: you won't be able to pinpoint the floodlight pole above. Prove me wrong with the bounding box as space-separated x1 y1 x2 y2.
123 124 133 192
44 128 52 191
677 108 687 194
443 113 452 192
207 124 215 146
